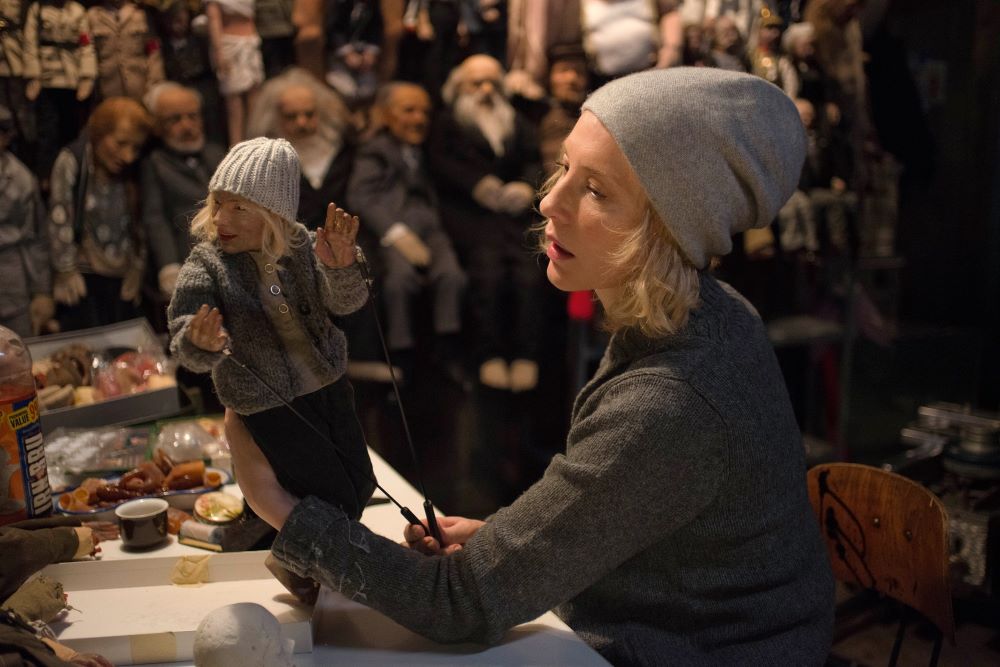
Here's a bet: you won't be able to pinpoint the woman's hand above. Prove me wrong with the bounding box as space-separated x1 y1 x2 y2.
402 516 485 556
185 304 228 352
315 203 360 269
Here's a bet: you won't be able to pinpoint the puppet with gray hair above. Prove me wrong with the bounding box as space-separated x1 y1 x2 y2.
247 67 355 232
140 82 224 298
429 54 543 392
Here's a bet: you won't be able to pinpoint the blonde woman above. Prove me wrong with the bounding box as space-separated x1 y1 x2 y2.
167 138 375 537
237 69 835 663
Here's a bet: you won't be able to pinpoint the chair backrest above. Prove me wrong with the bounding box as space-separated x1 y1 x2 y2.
806 463 954 641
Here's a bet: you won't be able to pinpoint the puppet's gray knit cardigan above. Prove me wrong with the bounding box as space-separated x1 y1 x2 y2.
167 224 367 414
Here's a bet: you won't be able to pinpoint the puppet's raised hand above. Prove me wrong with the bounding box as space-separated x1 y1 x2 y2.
315 203 359 269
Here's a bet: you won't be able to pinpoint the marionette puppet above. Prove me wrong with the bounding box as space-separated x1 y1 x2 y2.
87 0 165 101
23 0 96 179
167 138 376 545
205 0 262 145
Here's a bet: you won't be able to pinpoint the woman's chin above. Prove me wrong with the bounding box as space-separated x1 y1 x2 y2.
546 263 580 292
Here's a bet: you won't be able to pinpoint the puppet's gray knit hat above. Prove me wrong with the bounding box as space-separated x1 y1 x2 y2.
209 137 300 223
582 68 805 269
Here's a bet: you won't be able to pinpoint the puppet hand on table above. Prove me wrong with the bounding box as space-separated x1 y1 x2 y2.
316 202 359 269
403 515 485 556
186 304 228 352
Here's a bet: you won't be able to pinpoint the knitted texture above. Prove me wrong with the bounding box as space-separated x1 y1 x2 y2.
582 67 806 268
271 274 834 661
208 137 301 223
167 224 367 413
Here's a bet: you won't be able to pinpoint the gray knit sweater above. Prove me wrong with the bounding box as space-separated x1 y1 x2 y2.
167 223 368 414
272 273 834 665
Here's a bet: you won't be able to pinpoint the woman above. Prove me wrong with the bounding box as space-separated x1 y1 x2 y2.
48 97 151 331
232 68 835 664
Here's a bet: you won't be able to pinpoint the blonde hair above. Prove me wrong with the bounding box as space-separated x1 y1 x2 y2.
536 167 701 338
190 192 302 260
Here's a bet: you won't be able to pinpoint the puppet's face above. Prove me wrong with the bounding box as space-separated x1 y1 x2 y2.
457 56 505 107
384 86 431 146
714 17 740 51
539 111 647 298
549 59 588 106
278 86 319 142
758 25 780 48
158 88 204 154
791 35 815 61
212 193 266 255
94 121 146 176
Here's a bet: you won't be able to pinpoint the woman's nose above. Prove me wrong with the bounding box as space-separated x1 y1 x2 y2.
539 185 566 221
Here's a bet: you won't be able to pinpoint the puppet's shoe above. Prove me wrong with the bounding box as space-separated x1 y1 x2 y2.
479 358 510 390
265 553 320 606
509 359 538 393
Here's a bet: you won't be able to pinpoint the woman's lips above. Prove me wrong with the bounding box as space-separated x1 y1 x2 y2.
546 238 575 261
218 232 236 242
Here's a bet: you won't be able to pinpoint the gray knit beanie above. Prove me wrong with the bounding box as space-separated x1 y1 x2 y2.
582 68 806 269
208 137 301 223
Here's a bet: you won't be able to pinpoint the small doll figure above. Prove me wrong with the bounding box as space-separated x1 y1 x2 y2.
0 0 37 160
205 0 263 145
749 8 792 88
87 0 165 101
325 0 380 108
23 0 97 181
167 138 376 536
0 105 54 337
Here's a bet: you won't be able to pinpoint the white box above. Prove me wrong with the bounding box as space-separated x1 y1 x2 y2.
41 550 313 665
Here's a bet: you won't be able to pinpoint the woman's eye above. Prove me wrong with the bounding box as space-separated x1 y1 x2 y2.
554 160 568 171
587 183 605 199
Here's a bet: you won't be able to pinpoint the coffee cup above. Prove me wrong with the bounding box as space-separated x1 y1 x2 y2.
115 497 169 549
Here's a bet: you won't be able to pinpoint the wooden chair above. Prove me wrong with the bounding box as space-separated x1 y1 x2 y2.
806 463 954 666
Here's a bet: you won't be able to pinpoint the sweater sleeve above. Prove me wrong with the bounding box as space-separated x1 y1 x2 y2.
166 249 226 372
307 229 368 316
272 373 725 645
0 527 78 602
47 149 80 274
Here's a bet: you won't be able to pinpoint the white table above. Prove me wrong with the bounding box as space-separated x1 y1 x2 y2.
60 449 609 666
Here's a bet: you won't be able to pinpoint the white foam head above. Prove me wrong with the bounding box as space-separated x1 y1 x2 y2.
192 602 295 667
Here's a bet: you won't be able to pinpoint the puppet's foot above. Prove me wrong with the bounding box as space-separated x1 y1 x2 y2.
265 553 320 606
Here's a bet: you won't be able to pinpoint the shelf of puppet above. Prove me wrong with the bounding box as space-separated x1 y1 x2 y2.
25 318 182 432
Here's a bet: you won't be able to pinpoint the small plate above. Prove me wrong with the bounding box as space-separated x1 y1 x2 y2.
56 466 232 519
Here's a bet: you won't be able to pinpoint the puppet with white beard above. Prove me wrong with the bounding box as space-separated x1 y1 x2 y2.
248 67 354 231
428 55 544 392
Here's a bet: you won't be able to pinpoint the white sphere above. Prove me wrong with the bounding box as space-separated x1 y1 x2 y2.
193 602 295 667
